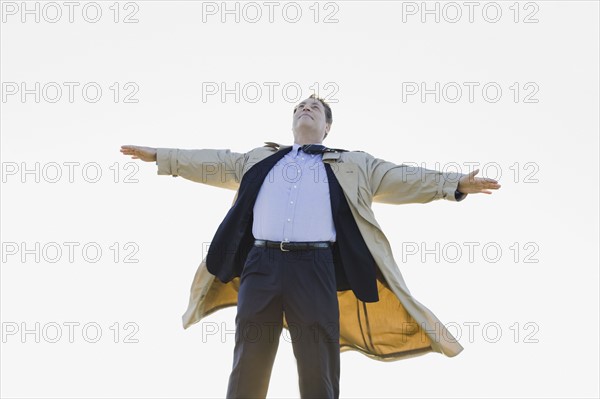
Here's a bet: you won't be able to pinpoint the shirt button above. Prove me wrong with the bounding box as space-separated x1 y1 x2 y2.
290 201 293 204
293 185 297 189
287 218 291 222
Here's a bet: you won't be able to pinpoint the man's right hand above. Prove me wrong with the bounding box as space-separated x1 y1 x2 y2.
120 145 157 162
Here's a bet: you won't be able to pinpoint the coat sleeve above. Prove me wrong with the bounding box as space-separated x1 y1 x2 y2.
155 148 246 191
366 154 468 204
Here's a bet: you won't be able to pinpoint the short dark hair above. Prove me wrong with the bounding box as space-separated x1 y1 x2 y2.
309 94 333 125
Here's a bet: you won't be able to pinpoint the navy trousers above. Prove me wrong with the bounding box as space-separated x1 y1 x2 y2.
226 244 340 399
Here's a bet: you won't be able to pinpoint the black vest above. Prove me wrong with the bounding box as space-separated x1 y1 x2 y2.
206 146 379 302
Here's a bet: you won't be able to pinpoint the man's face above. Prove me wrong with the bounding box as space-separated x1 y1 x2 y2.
292 97 330 139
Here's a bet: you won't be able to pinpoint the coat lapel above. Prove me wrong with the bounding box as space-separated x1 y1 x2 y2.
324 159 358 206
323 155 379 232
206 145 292 280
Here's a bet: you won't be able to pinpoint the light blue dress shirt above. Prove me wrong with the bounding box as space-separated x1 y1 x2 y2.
252 143 336 243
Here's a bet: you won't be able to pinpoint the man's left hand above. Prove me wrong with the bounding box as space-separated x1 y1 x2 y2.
457 169 501 195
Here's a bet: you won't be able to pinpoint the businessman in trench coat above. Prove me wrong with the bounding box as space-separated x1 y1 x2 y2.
120 95 500 398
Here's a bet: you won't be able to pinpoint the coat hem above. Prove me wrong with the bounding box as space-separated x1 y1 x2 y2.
182 302 459 362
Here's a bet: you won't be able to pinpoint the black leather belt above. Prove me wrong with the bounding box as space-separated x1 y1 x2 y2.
254 239 332 252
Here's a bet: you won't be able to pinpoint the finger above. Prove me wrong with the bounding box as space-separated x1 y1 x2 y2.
475 177 497 183
477 179 500 188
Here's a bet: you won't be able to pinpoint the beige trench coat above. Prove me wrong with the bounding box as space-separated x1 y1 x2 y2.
156 142 466 360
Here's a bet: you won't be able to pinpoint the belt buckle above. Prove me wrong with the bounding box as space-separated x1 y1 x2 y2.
280 241 290 252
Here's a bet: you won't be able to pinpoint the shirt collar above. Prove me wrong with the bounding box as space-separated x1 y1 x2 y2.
292 142 302 155
292 142 322 157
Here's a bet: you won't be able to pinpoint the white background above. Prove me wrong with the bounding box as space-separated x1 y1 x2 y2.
1 1 598 398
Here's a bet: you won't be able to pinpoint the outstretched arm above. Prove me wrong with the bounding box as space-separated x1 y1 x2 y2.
120 145 246 190
368 156 500 204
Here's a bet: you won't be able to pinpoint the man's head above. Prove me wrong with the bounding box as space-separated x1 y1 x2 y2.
292 94 333 144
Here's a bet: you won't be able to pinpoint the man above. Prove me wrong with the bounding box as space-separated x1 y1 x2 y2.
120 95 500 398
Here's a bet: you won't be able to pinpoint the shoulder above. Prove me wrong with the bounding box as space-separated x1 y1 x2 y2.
243 142 287 163
339 149 376 164
340 149 372 157
248 142 284 154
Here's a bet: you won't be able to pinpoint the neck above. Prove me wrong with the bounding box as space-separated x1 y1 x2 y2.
294 140 322 145
293 131 323 145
